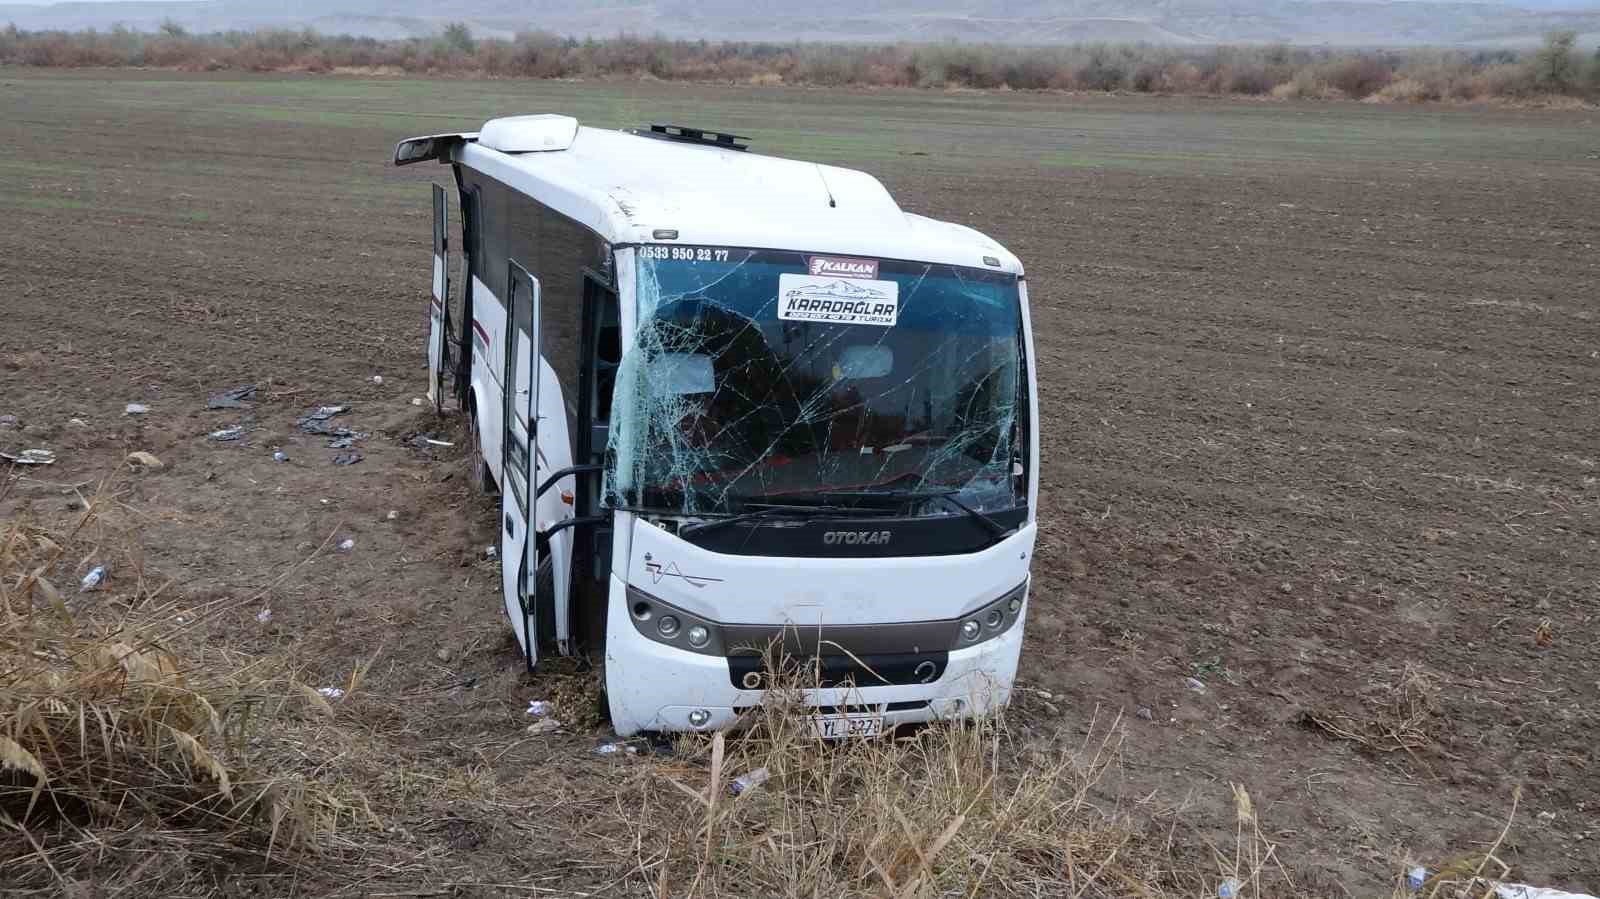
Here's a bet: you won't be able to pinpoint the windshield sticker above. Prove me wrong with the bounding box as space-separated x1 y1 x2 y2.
807 256 879 279
777 274 900 327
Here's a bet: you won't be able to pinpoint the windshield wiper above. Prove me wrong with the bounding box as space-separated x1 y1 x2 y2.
678 503 889 539
935 493 1011 538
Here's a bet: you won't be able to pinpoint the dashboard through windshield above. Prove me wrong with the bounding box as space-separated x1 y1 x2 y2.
605 247 1028 521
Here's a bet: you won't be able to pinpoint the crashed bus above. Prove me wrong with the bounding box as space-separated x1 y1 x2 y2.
394 115 1039 738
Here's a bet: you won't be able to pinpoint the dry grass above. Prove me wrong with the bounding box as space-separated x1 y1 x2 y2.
0 478 362 894
1305 662 1441 756
598 656 1303 898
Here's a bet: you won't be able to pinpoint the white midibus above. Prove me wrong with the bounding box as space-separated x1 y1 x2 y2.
395 116 1039 738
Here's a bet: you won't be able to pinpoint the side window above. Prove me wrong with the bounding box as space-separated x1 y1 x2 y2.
593 288 621 424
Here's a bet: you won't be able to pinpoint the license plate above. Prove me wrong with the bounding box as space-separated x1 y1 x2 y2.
810 714 883 740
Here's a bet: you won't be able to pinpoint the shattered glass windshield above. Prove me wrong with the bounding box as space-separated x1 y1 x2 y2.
607 247 1026 517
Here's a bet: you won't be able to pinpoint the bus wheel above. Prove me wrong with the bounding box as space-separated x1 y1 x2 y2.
467 404 495 495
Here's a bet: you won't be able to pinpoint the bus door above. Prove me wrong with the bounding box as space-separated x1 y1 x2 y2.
502 260 542 671
427 184 450 415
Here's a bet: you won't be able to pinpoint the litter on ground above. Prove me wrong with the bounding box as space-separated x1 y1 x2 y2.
207 384 257 409
332 451 364 466
1 448 56 465
208 425 246 442
124 403 148 415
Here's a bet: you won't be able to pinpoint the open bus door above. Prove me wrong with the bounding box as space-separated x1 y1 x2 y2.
501 260 542 671
427 184 450 415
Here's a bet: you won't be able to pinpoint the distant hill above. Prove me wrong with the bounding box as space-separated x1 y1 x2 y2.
4 0 1600 46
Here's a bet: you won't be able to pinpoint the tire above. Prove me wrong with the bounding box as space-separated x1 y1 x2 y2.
467 402 496 495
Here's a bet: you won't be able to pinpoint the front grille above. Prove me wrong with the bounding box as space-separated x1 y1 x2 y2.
727 652 949 690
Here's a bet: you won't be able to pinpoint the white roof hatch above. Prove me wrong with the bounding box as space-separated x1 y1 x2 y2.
478 114 579 153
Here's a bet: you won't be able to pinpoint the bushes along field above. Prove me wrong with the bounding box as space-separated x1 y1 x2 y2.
3 23 1599 103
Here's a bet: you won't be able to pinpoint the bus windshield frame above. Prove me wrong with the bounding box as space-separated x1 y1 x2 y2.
605 246 1029 521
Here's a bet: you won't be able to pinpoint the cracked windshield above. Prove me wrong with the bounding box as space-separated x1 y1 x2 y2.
606 247 1026 518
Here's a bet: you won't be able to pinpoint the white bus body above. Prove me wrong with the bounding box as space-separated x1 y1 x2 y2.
396 116 1039 737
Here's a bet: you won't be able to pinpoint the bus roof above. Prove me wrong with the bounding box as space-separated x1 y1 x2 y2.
440 115 1024 276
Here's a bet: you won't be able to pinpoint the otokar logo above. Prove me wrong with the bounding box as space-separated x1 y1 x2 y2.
808 256 879 280
823 530 892 546
777 273 900 327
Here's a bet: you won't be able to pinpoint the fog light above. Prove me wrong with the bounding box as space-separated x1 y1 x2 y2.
1007 597 1022 614
687 624 710 647
657 615 681 638
960 620 981 642
687 708 711 728
984 609 1004 629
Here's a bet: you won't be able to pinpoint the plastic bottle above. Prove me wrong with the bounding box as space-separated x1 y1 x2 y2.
1407 867 1427 892
729 767 770 796
79 566 106 593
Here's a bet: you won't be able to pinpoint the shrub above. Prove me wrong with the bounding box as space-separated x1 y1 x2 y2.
1323 54 1392 98
1530 30 1579 93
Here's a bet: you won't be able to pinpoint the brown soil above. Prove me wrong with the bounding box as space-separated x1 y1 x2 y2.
2 69 1597 894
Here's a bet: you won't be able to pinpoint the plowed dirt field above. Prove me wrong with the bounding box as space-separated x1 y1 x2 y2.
3 70 1597 895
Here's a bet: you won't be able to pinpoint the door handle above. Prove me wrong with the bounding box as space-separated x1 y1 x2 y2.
505 514 514 536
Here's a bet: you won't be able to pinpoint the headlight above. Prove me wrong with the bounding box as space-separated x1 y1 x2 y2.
951 581 1028 650
961 620 982 641
627 587 725 656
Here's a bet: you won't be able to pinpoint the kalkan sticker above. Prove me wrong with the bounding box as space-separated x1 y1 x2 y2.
778 273 899 327
807 256 878 280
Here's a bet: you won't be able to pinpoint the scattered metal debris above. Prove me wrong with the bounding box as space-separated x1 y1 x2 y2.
1186 677 1208 694
124 403 149 415
337 538 356 551
256 608 273 624
526 718 562 735
1 448 56 465
371 375 384 385
317 686 345 700
273 451 288 462
207 384 257 409
527 700 551 718
425 438 453 447
332 451 364 466
208 425 246 442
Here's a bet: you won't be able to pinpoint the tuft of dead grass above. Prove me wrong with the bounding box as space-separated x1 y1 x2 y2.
0 480 362 894
1305 662 1441 756
600 655 1304 898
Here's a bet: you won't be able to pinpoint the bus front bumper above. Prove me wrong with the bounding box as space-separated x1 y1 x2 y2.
604 582 1026 737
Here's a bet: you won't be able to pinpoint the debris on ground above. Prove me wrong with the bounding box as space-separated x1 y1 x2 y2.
527 700 551 718
1136 706 1154 721
386 510 399 520
594 742 622 755
332 451 363 466
273 451 288 462
1219 877 1241 899
526 718 562 736
0 414 16 429
124 403 148 415
208 425 245 442
256 608 273 624
326 431 368 449
483 545 498 561
371 375 384 385
207 384 257 409
1490 883 1598 899
1186 677 1208 693
296 404 351 434
411 397 424 406
337 538 356 551
317 687 346 700
125 451 164 471
79 565 106 592
1 448 56 465
67 417 89 429
728 767 770 796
